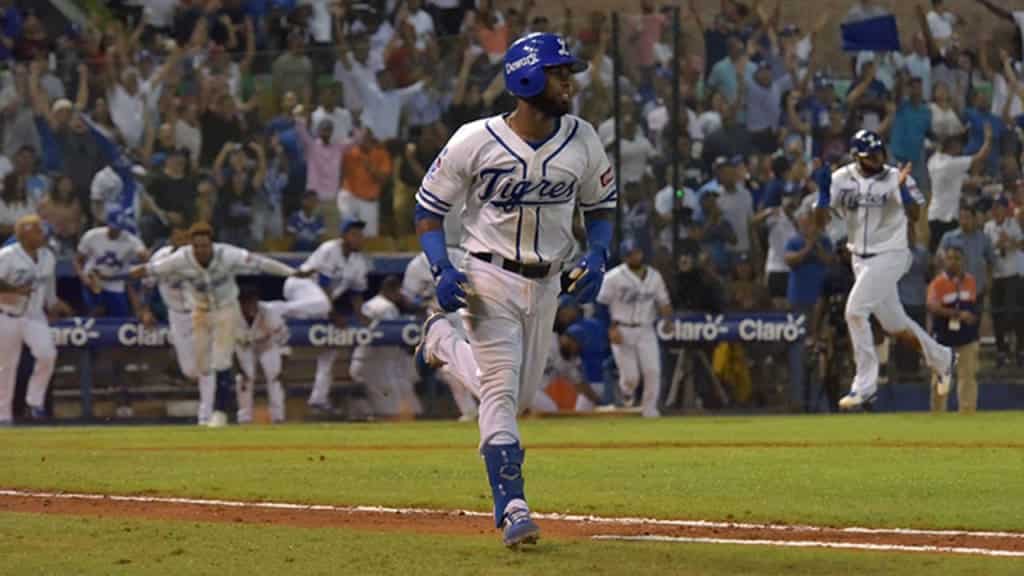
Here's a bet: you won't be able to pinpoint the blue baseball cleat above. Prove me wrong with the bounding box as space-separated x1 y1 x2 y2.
502 508 540 548
414 312 446 380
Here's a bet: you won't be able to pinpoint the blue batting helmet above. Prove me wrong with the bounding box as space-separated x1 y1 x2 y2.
850 130 885 158
503 33 587 99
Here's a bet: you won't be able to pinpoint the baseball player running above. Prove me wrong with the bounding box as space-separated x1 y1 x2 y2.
413 32 616 547
815 130 954 410
296 219 370 413
0 215 73 423
143 226 216 424
131 223 306 427
596 240 672 418
351 275 419 418
402 247 478 421
235 288 290 424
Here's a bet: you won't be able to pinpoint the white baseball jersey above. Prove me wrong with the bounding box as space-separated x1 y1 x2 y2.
299 239 370 300
147 243 295 310
416 114 617 265
596 264 671 325
78 227 147 292
236 302 290 350
148 245 189 313
90 166 143 224
0 243 57 317
828 164 923 255
401 247 467 305
351 294 402 363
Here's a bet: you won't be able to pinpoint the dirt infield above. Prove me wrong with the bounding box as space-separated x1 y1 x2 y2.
2 490 1022 557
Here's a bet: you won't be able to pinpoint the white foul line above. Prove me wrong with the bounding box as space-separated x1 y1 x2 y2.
2 488 1023 555
592 535 1024 558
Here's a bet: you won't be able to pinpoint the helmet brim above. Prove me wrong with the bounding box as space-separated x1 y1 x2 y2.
545 57 588 75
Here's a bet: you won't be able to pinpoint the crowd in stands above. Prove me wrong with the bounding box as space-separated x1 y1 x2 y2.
2 0 1024 416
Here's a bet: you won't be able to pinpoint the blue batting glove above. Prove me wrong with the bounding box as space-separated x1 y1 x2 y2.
567 249 606 304
435 265 470 312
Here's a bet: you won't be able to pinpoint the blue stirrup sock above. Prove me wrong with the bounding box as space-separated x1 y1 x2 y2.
481 442 528 528
214 369 234 413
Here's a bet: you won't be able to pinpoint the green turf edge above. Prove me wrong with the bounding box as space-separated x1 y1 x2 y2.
1 511 1020 576
3 414 1023 532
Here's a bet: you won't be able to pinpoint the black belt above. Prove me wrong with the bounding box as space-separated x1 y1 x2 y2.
471 253 552 279
0 310 22 318
616 322 644 327
855 252 878 259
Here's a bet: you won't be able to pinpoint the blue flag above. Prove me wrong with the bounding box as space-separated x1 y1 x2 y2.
841 15 901 53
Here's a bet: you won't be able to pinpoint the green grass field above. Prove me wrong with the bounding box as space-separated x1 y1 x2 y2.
2 412 1023 574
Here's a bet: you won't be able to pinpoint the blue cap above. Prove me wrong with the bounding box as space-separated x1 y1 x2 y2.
106 209 129 230
340 218 366 234
557 294 578 309
566 323 586 343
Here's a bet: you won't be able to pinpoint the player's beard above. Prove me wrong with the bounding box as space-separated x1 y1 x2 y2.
526 91 570 118
856 154 885 176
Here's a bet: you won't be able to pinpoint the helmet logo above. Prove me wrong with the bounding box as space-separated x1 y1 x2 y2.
557 38 570 57
505 52 540 74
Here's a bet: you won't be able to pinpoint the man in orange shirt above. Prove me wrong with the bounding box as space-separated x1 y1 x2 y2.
926 245 980 413
339 131 392 237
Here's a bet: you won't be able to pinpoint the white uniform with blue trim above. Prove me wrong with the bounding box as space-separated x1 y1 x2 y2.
597 264 670 417
828 163 951 399
416 114 615 444
0 243 58 423
298 238 370 408
234 302 290 423
148 244 217 424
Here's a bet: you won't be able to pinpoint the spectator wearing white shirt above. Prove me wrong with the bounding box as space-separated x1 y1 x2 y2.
926 124 991 252
106 46 183 150
984 197 1023 367
752 194 799 309
598 107 656 186
743 60 794 154
404 0 436 47
929 81 964 140
926 0 956 54
311 84 354 145
355 68 425 141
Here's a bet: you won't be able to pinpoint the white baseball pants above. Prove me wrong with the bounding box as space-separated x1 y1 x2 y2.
611 325 662 417
309 351 337 407
168 308 215 423
461 257 559 446
0 314 56 422
574 383 605 413
271 277 330 320
421 257 559 442
350 347 419 417
235 344 285 423
421 312 480 419
846 251 952 397
337 189 379 237
192 303 241 374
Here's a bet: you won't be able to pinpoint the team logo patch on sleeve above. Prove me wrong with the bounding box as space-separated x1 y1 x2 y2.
426 148 446 181
600 167 614 188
